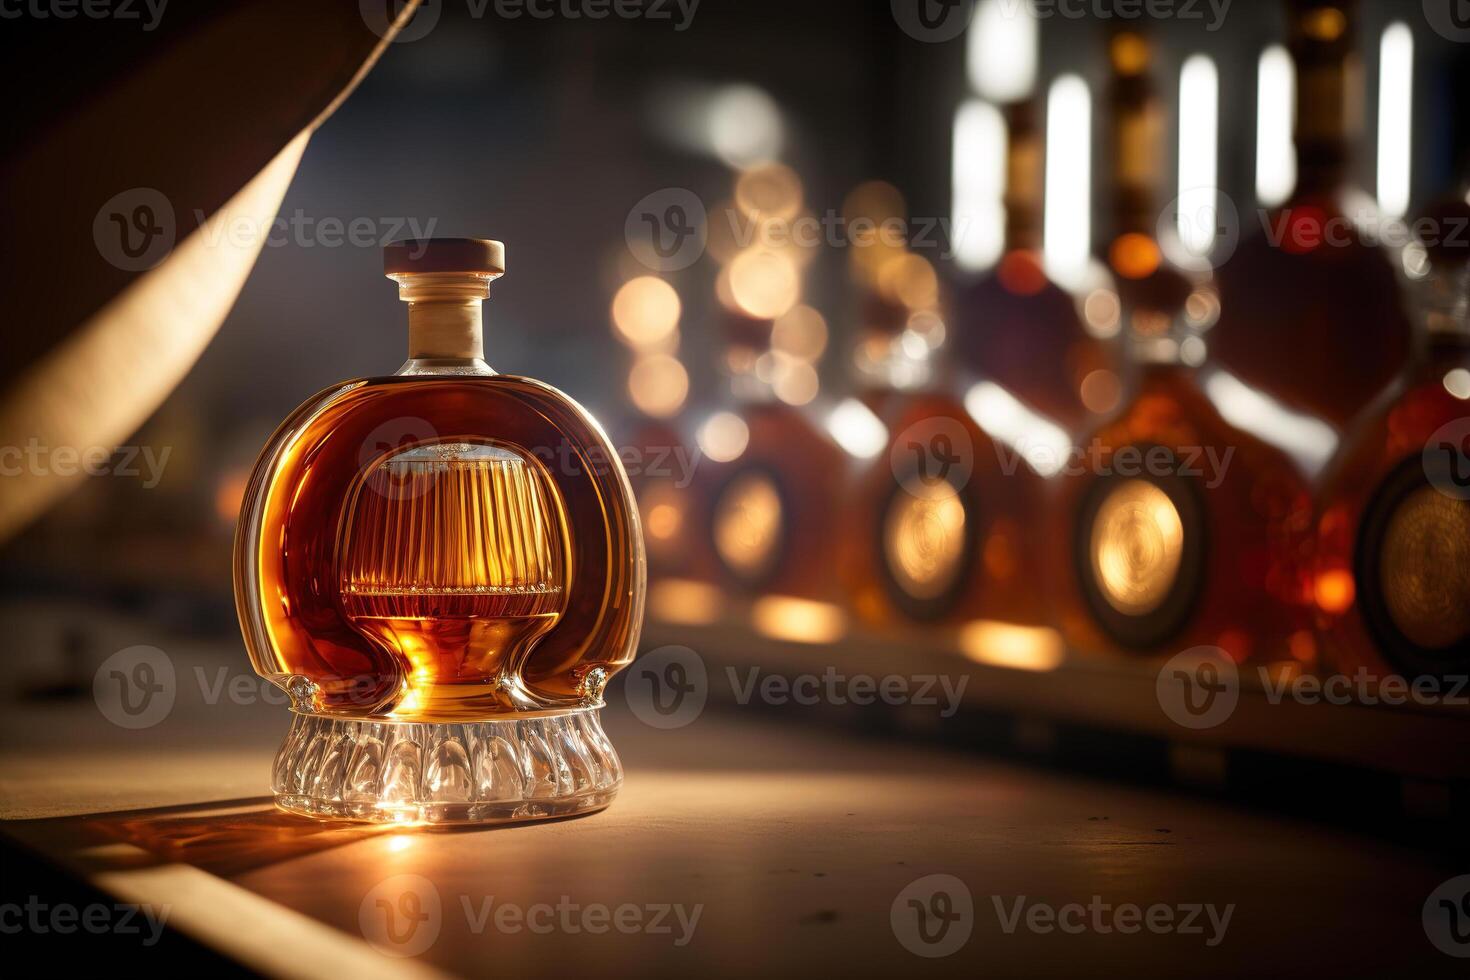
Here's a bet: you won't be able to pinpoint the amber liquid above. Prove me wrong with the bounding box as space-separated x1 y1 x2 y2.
337 447 566 715
841 390 1046 629
1315 339 1470 682
241 376 643 720
1047 362 1316 666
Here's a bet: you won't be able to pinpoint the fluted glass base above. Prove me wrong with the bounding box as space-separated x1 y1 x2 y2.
271 707 622 824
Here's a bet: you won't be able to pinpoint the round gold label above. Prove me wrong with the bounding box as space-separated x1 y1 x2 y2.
1379 486 1470 650
713 471 784 583
1089 478 1185 617
882 481 969 602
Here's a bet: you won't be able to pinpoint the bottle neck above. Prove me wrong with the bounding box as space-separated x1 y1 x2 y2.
1106 58 1163 241
1290 3 1361 195
1002 101 1044 254
1417 264 1470 342
391 272 495 375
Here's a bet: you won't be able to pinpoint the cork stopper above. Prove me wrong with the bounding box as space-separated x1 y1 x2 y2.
384 239 505 361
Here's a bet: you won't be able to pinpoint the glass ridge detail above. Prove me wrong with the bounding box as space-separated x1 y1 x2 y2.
273 710 622 824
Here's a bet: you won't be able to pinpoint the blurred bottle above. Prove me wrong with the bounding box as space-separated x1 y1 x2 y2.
1047 30 1317 667
1314 196 1470 683
617 373 709 593
951 98 1123 433
1212 0 1411 430
692 309 851 644
839 107 1074 636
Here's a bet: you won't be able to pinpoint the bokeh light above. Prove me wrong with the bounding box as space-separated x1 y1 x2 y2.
612 277 681 350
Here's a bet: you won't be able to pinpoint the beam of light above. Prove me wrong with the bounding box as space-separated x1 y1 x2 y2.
967 0 1038 103
958 620 1065 672
825 397 889 460
648 578 725 626
751 595 847 645
1202 368 1339 476
1177 55 1219 258
1044 75 1091 290
1376 22 1414 220
963 381 1071 478
951 99 1007 272
1255 45 1295 208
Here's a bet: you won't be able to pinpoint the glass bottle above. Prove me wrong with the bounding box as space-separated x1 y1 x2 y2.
1212 0 1411 430
617 394 726 626
1047 31 1318 667
234 239 645 823
951 98 1122 434
1315 199 1470 683
693 310 850 643
839 107 1080 636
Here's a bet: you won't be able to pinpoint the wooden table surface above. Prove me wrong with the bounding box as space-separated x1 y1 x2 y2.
2 669 1465 978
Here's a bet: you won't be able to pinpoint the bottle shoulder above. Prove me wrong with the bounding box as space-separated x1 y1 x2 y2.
1083 368 1306 467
